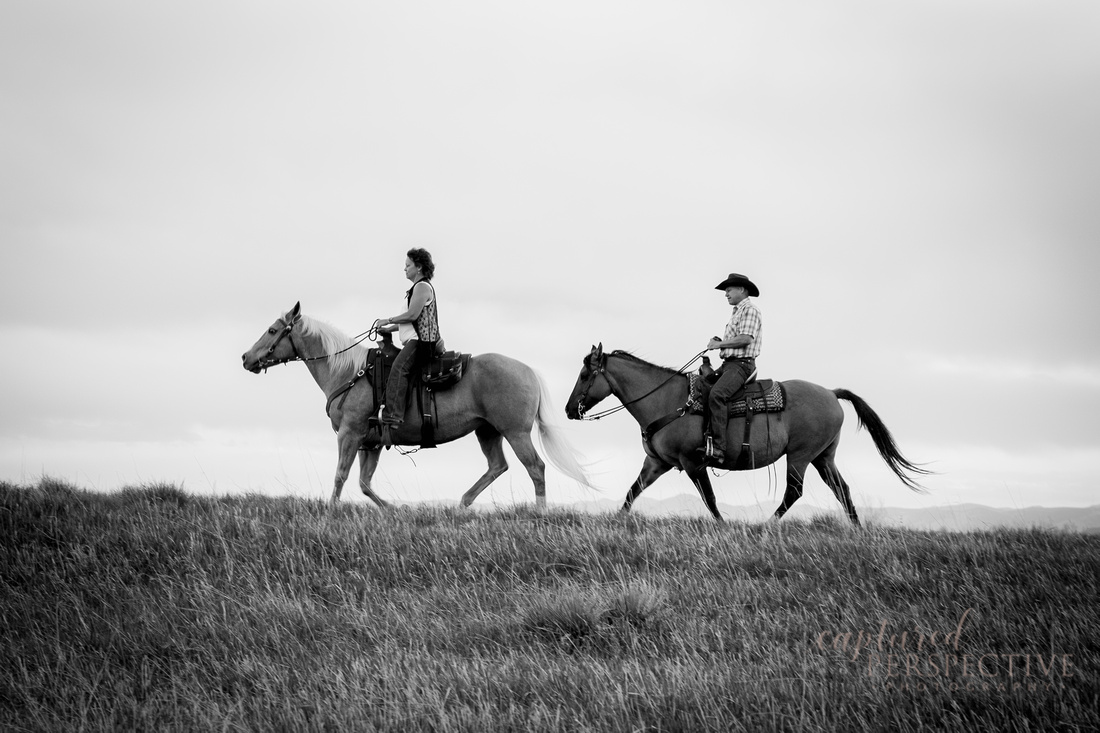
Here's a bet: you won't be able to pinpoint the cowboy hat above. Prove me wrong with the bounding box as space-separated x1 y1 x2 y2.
714 273 760 297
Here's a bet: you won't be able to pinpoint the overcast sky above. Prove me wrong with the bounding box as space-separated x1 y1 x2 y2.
3 1 1098 514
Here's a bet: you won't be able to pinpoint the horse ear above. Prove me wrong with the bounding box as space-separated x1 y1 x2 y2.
595 342 603 358
289 301 302 322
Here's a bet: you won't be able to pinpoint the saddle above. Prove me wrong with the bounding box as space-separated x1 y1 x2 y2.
692 359 786 469
420 349 471 388
327 333 471 448
692 376 785 418
693 358 785 418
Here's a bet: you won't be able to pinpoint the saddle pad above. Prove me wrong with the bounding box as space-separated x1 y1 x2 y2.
688 379 785 418
728 381 785 417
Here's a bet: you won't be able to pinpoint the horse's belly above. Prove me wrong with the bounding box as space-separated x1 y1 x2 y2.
730 413 789 466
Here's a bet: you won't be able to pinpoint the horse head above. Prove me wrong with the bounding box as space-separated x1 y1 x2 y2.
565 343 612 420
242 302 303 373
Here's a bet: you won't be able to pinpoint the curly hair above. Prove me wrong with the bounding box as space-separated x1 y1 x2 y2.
407 248 436 280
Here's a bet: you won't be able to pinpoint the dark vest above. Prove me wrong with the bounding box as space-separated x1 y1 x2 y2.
407 281 440 342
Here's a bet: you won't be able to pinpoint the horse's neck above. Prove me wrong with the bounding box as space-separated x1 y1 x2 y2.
293 330 358 396
606 357 687 424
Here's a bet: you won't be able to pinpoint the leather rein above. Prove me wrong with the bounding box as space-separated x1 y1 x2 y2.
256 317 379 372
576 350 707 423
257 317 382 418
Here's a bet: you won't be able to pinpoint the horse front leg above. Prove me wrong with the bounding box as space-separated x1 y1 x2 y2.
330 428 360 504
688 466 723 522
357 446 390 509
773 455 808 521
622 455 673 513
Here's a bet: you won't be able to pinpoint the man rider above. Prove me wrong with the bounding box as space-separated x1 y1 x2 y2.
704 273 762 465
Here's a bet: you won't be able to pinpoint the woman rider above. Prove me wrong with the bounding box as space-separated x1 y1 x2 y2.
375 248 442 444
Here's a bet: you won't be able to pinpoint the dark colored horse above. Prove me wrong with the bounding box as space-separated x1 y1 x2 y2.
565 344 929 524
242 303 592 507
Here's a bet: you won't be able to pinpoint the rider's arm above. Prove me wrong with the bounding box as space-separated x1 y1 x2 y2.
708 306 761 351
378 282 432 328
707 334 755 351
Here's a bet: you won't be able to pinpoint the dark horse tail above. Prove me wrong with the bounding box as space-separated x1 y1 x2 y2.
834 389 931 493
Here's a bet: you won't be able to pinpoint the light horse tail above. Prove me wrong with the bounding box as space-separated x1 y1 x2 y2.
834 388 931 493
534 373 598 490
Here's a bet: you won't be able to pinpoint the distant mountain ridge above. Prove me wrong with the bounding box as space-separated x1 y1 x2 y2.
562 494 1100 533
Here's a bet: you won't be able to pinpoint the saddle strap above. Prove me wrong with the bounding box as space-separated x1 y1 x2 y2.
324 345 392 421
417 386 438 448
372 348 387 415
641 407 688 444
733 390 757 470
641 375 702 445
325 368 368 417
732 383 779 470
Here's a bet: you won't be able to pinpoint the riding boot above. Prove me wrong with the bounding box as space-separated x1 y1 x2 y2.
379 412 403 449
705 435 725 465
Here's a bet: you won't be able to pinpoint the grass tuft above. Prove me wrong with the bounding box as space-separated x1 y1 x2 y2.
523 588 604 647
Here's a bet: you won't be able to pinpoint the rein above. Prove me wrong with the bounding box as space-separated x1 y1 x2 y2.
579 350 708 421
258 317 389 419
256 318 381 372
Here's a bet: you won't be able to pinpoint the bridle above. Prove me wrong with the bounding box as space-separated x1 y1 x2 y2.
255 316 380 372
576 351 613 419
576 349 707 421
256 317 301 371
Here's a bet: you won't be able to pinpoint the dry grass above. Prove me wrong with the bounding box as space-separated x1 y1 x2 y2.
1 477 1097 732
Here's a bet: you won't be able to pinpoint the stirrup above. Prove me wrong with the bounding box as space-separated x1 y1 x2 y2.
704 435 725 462
376 406 402 449
369 406 385 429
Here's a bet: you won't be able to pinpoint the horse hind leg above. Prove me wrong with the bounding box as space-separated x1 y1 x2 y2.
812 445 860 526
460 425 510 508
502 429 547 509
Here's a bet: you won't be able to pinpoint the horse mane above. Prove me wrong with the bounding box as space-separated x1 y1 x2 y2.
297 315 369 374
608 350 684 378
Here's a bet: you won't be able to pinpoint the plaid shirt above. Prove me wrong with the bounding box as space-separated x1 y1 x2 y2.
720 298 762 360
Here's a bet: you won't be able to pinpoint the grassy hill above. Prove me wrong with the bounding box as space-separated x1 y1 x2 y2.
2 478 1098 732
571 494 1100 532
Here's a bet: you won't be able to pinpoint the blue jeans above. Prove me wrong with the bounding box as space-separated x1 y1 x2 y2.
382 340 436 422
707 358 756 454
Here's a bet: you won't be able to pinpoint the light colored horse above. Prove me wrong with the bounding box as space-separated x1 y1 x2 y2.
565 345 929 524
242 303 591 507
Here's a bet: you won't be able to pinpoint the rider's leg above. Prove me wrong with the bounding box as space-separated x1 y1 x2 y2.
706 358 753 461
382 339 419 424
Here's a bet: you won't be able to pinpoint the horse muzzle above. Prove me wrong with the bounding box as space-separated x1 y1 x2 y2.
242 353 264 374
566 398 587 421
